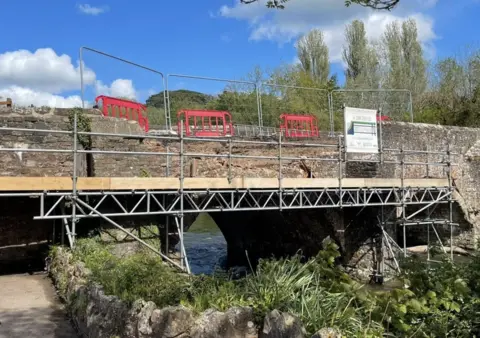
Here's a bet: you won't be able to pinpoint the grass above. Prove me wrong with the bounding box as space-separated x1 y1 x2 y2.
58 236 480 337
64 237 383 336
72 238 190 308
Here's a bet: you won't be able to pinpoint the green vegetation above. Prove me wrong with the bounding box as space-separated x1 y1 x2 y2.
143 19 480 130
188 213 220 233
62 237 480 337
145 90 215 127
67 108 92 150
146 89 214 109
71 238 188 307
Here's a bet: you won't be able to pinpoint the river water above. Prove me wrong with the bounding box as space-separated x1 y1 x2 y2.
181 214 470 278
181 213 227 275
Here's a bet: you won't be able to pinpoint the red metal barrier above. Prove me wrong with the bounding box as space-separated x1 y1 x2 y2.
377 115 390 121
279 113 319 138
177 110 234 137
95 95 149 132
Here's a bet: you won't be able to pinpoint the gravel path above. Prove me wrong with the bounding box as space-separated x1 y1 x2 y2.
0 273 78 338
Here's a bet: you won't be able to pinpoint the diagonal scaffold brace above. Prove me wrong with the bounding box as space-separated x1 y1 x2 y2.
73 196 188 272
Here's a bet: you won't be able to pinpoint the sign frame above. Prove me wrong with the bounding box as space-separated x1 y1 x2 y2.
343 106 379 154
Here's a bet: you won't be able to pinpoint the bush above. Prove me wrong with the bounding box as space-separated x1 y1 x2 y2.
72 238 190 308
64 237 480 337
183 240 384 336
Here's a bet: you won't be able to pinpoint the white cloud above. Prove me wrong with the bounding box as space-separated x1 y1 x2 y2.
95 79 137 100
0 47 140 108
0 48 96 93
0 86 84 108
219 0 438 63
77 4 109 15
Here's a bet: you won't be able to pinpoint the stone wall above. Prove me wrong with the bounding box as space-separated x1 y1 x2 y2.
0 107 176 268
2 106 480 274
0 106 86 176
1 108 478 187
380 123 480 248
49 246 312 338
0 197 55 273
210 206 381 270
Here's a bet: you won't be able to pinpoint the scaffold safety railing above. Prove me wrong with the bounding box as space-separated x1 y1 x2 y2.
0 46 458 276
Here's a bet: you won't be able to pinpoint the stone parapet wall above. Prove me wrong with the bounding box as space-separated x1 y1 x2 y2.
2 106 480 269
49 246 310 338
0 107 85 176
3 107 477 187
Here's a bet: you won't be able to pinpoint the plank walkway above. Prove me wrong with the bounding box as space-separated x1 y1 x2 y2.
0 177 449 191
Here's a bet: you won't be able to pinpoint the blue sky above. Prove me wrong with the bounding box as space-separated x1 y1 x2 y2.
0 0 478 107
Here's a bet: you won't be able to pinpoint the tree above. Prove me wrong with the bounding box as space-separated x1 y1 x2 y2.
342 20 380 88
382 21 404 89
296 29 330 84
380 19 427 96
240 0 400 10
401 19 427 95
416 48 480 126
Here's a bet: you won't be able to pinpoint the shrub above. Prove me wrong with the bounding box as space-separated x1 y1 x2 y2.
61 237 480 337
72 238 190 308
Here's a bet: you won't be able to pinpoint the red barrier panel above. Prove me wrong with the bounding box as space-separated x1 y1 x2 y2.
279 113 319 138
95 95 149 132
177 110 234 137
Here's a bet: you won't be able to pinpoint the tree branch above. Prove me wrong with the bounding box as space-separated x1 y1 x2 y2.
240 0 288 9
347 0 401 10
240 0 401 10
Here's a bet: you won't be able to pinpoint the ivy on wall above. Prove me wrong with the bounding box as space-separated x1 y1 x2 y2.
68 108 92 150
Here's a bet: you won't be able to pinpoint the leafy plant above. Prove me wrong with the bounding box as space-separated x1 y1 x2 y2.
72 238 190 307
59 236 480 337
67 107 92 149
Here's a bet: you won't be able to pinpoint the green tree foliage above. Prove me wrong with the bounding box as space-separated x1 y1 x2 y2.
146 89 214 109
213 90 260 125
416 48 480 126
296 29 330 84
401 19 428 95
142 19 479 130
145 90 215 126
381 19 427 96
343 20 380 89
264 66 338 129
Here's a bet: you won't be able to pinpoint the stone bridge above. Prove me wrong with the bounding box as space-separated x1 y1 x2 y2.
1 106 480 275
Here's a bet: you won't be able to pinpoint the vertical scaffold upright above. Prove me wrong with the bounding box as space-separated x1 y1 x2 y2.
0 46 458 278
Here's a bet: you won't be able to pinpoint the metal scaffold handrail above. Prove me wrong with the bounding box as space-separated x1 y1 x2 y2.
0 118 458 274
0 46 454 275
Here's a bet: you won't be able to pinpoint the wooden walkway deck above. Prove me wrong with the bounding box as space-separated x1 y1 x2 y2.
0 177 449 191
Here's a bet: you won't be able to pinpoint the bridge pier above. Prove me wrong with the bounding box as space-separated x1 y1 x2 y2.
209 206 384 271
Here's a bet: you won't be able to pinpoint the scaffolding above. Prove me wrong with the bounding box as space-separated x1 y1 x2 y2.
0 120 458 276
0 48 459 279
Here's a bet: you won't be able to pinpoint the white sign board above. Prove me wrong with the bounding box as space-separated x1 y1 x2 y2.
343 106 379 153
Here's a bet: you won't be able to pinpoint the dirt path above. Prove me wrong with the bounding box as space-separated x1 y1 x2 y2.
0 273 78 338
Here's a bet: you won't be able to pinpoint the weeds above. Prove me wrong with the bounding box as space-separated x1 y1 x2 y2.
61 237 480 337
72 238 190 308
